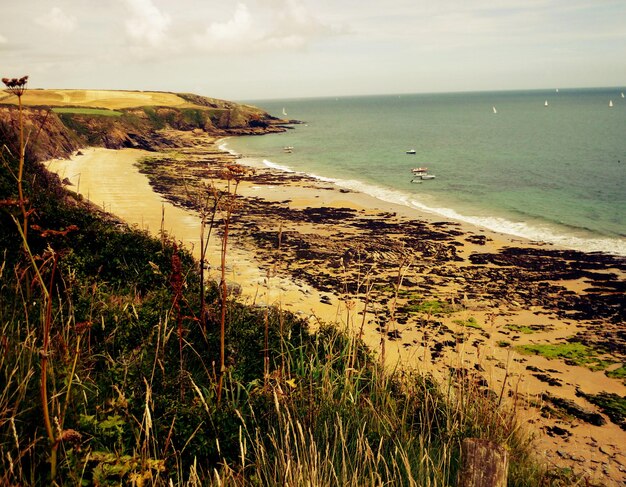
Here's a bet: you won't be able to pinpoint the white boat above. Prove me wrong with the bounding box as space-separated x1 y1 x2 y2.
414 174 436 180
492 106 497 114
609 100 614 108
282 107 288 116
283 146 293 153
411 167 436 181
621 92 625 98
406 149 416 154
544 100 548 107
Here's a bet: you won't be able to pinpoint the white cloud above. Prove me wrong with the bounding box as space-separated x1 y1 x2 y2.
122 0 172 48
194 1 336 53
35 7 77 34
194 3 257 50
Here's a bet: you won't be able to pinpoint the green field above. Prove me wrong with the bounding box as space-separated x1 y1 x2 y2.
51 107 123 117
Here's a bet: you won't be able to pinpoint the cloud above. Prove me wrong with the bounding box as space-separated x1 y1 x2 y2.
193 1 336 53
122 0 172 48
35 7 77 34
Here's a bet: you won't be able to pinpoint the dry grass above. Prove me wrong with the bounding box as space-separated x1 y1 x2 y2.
0 89 201 110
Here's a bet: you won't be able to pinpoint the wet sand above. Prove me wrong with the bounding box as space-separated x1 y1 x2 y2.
47 132 626 486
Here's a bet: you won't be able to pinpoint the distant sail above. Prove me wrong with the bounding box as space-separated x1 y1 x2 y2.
609 100 614 108
555 88 559 93
282 107 287 116
492 106 497 114
544 100 548 107
622 92 625 98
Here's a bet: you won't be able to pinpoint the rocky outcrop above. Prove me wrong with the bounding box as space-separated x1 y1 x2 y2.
0 107 79 161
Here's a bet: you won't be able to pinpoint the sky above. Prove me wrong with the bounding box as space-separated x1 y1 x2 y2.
1 0 625 101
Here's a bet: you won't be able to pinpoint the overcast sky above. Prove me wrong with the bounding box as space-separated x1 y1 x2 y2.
1 0 625 101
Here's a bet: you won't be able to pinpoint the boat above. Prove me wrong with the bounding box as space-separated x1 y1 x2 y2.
282 107 288 117
283 146 293 153
544 100 549 107
492 106 497 114
411 167 436 181
621 92 625 98
609 100 614 108
406 149 416 154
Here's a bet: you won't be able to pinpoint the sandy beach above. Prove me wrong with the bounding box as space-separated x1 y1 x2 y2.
47 130 626 486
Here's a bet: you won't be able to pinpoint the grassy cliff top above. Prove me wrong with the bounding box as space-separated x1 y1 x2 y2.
0 88 258 112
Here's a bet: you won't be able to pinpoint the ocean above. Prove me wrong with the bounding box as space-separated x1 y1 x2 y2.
224 88 626 256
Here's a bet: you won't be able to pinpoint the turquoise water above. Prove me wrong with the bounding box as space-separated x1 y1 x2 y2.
225 89 626 255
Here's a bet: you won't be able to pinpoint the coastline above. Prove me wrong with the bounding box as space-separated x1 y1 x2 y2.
47 131 626 486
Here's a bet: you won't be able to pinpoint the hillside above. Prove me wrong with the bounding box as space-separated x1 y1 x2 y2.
0 88 289 159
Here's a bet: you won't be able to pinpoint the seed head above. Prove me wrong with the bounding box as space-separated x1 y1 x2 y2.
2 75 28 96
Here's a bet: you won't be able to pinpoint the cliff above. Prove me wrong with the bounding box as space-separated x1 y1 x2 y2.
0 89 289 161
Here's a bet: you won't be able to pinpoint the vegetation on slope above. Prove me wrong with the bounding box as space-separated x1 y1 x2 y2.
0 78 580 485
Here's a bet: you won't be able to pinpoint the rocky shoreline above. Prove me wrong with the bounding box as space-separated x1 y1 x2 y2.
50 130 626 485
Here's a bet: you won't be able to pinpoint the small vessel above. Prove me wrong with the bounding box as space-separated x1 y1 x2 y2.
621 92 625 98
609 100 614 108
406 149 416 154
492 106 497 114
411 167 436 181
556 88 559 93
282 107 288 117
544 100 549 107
283 146 293 153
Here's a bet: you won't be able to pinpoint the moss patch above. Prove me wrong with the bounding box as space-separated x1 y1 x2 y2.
400 298 454 315
453 317 482 329
505 324 546 334
576 391 626 430
605 364 626 384
514 342 613 371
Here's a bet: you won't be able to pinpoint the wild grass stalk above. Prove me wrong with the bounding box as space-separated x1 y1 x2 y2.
217 164 245 403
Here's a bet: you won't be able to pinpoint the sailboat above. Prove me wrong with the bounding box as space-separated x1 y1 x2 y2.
282 107 287 117
609 100 614 108
544 100 549 107
492 106 497 114
621 92 625 98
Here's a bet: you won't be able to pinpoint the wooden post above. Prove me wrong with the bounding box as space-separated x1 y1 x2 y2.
457 438 509 487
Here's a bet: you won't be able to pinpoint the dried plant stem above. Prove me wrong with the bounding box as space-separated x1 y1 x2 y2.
199 190 219 332
217 178 239 404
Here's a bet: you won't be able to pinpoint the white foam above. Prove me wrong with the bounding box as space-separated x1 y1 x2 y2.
262 159 296 173
326 177 626 256
309 173 337 183
334 178 412 208
217 138 239 157
406 199 626 255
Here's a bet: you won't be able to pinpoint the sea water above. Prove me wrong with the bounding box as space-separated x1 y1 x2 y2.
225 88 626 256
